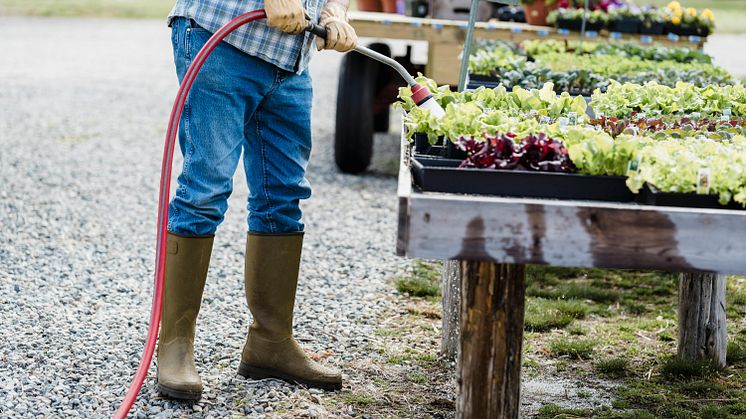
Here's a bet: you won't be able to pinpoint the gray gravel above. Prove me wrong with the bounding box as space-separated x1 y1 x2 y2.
0 16 407 418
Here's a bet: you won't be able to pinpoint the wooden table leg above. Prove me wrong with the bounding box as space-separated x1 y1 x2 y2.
457 261 526 419
441 260 461 359
678 272 727 367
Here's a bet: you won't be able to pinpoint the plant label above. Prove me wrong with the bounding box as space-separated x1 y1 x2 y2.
626 158 640 177
697 168 711 195
558 117 569 131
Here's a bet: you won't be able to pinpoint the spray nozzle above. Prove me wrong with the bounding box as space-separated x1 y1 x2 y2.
410 83 445 119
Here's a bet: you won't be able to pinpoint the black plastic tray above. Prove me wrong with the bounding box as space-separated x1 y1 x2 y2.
413 133 467 160
636 184 744 210
411 157 634 201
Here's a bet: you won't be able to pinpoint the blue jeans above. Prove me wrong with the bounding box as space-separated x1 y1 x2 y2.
167 17 313 236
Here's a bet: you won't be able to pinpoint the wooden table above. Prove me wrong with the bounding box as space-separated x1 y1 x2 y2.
350 11 707 86
396 134 740 417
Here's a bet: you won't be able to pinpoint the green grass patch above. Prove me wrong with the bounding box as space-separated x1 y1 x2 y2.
527 283 621 303
549 337 596 359
677 380 725 396
524 298 591 332
537 403 592 418
407 371 427 384
340 393 376 406
394 260 441 298
0 0 173 19
660 357 722 379
594 357 629 377
567 323 587 336
727 341 746 365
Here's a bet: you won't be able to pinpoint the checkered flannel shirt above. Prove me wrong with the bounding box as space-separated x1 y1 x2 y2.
168 0 326 73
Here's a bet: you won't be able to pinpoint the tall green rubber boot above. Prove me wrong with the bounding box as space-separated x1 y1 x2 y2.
157 232 213 400
238 232 342 390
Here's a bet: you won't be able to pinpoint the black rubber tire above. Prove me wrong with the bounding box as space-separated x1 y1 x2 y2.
369 43 392 134
334 49 378 174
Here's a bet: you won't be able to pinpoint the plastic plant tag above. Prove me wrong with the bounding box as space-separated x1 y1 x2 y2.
529 109 538 119
558 117 569 131
724 108 732 117
697 168 711 195
568 112 578 125
626 157 641 177
691 112 701 120
539 116 551 125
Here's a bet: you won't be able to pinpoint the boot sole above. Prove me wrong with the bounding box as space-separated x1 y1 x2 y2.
158 383 203 401
237 361 342 391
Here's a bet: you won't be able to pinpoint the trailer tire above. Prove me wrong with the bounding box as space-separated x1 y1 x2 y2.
334 47 378 174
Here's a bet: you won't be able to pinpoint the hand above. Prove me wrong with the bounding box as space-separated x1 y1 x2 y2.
265 0 307 35
315 2 357 52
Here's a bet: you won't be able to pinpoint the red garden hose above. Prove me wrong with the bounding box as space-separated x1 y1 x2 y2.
114 9 443 418
113 10 267 419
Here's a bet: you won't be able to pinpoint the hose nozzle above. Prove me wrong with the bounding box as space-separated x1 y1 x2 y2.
410 84 445 118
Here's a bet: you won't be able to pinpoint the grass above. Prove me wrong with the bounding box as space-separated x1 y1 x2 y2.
394 260 441 298
549 337 597 359
537 404 592 418
659 357 722 378
594 357 629 377
0 0 173 19
524 298 590 332
521 267 746 417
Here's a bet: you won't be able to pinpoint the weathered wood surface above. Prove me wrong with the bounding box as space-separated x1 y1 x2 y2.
678 273 728 367
349 11 703 85
441 260 461 358
457 261 525 419
397 153 746 273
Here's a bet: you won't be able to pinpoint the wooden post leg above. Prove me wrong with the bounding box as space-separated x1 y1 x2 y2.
441 260 461 359
457 261 526 419
678 272 727 368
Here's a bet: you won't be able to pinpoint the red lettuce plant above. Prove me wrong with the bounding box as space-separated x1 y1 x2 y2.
458 132 575 172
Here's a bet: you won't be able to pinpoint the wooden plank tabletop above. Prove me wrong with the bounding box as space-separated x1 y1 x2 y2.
349 11 705 48
396 139 746 275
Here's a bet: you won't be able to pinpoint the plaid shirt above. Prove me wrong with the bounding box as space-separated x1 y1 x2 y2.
168 0 325 73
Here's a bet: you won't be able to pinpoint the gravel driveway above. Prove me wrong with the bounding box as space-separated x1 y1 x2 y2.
0 16 407 418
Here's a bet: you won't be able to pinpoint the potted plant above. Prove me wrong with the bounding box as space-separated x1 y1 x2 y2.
548 8 580 31
521 0 559 26
697 8 715 36
640 7 665 34
607 4 642 33
548 8 606 32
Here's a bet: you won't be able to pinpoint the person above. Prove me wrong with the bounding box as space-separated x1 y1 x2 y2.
157 0 357 400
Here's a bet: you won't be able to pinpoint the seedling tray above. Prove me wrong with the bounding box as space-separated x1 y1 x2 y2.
637 184 744 210
411 156 634 201
413 133 467 160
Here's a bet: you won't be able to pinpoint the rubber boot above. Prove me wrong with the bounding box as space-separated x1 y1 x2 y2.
238 232 342 390
157 232 213 400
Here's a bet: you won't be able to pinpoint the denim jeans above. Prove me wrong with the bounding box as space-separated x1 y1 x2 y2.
167 17 313 236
